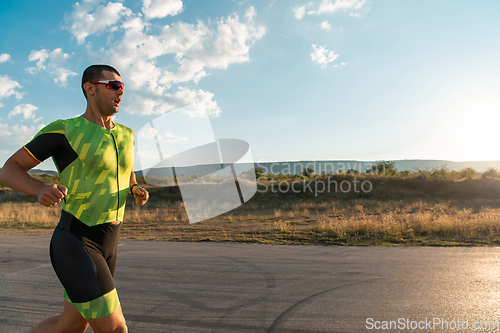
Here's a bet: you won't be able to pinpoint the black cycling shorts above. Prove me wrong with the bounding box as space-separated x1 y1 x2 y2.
49 210 121 318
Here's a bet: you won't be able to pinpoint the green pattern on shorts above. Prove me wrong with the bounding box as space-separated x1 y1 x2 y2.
64 288 120 318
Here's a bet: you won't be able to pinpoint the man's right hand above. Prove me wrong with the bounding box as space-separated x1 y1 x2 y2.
38 184 68 207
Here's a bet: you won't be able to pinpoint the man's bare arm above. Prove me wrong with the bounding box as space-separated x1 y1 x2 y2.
0 148 67 207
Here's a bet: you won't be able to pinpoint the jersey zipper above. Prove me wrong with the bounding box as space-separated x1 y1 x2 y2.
109 129 120 221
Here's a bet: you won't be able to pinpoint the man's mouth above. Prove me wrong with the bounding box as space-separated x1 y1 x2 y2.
113 98 121 106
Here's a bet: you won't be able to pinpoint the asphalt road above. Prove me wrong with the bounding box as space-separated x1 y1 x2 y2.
2 235 500 332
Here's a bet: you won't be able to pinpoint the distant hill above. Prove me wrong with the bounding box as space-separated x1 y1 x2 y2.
391 160 500 173
28 169 58 176
254 160 500 175
27 160 500 178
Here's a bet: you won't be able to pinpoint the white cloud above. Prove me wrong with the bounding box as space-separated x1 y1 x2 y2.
294 6 306 19
317 0 366 14
320 20 331 31
138 126 188 143
0 75 24 101
126 86 220 117
296 0 367 19
8 104 41 122
0 122 45 154
27 49 50 72
0 54 11 64
138 126 158 139
294 1 363 69
310 44 339 68
173 87 220 117
66 3 265 116
142 0 183 19
27 48 77 87
54 67 79 86
65 0 132 45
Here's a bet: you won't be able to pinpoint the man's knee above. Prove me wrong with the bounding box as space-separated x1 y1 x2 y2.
87 307 127 333
114 324 128 333
68 322 90 333
92 323 127 333
108 321 128 333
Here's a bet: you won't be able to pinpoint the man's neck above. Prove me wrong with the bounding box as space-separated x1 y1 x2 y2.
82 106 114 129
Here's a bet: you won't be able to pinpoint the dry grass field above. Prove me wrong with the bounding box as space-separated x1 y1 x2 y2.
2 172 500 246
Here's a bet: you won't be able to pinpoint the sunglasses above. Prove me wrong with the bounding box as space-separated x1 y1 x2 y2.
89 80 125 90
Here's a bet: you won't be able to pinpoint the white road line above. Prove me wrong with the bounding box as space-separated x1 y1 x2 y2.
6 264 51 278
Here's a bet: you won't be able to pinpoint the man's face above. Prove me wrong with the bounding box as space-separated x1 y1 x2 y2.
94 71 124 117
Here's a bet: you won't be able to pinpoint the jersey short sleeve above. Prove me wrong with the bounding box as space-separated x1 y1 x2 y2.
23 120 78 173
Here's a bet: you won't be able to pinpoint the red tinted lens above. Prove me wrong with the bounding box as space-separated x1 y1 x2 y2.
108 81 124 90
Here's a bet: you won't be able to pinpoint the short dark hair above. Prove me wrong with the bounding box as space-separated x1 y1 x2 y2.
81 65 121 98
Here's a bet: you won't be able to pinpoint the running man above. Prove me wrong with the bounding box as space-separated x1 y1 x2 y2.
0 64 149 333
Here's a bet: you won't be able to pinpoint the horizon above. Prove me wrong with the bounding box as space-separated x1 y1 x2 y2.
1 0 500 168
28 158 500 175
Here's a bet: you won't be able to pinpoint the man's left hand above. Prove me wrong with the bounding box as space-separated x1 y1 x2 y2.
131 185 149 206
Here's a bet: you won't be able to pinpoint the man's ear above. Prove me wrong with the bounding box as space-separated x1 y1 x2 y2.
83 82 96 97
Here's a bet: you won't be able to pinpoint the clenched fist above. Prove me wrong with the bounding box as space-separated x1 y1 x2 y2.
131 184 149 206
38 184 67 207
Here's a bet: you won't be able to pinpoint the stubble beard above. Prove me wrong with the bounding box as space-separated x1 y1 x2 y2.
97 99 118 117
95 87 119 117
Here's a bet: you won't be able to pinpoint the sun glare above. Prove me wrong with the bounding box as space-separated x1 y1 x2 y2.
426 85 500 161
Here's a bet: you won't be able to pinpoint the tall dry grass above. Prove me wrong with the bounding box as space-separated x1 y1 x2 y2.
0 202 61 228
3 176 500 245
310 198 500 244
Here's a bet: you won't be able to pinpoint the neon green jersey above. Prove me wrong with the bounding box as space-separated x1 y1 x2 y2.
23 116 135 226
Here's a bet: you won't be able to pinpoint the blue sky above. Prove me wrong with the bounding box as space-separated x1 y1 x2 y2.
1 0 500 171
